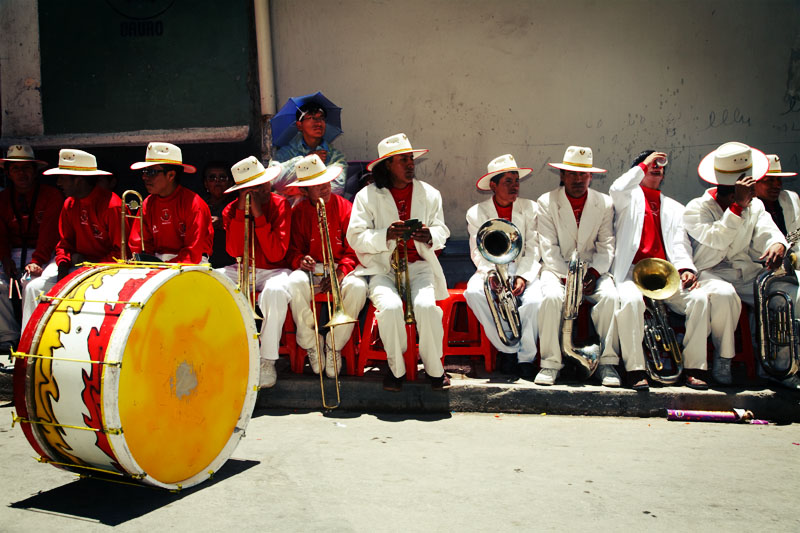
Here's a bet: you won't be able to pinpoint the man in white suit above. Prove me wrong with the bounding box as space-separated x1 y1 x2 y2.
684 141 795 387
611 150 739 390
464 155 542 377
347 133 451 391
754 154 799 237
536 146 621 387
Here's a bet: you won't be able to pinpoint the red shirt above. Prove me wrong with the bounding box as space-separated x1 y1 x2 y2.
0 183 63 268
129 185 213 263
493 197 513 221
55 186 122 267
287 194 358 276
223 192 291 269
632 185 667 264
390 184 421 263
566 192 588 226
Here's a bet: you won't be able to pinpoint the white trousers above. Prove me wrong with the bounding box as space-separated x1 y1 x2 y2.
463 271 541 362
538 270 619 370
286 267 368 352
615 270 739 371
217 265 291 361
367 261 445 379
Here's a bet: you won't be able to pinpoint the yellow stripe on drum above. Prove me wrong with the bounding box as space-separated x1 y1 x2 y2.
118 270 250 485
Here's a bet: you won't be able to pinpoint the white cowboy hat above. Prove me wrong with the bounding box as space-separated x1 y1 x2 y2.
291 154 343 188
697 141 768 185
763 154 797 178
0 145 48 170
42 149 111 176
475 154 533 191
130 142 197 174
548 146 606 173
224 156 282 194
366 133 429 172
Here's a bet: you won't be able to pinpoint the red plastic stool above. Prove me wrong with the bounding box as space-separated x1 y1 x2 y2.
291 293 360 375
356 303 419 380
278 311 300 370
438 288 496 372
732 303 757 380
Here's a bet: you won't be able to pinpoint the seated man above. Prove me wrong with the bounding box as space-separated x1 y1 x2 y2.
22 149 122 330
285 155 367 377
611 150 739 390
0 145 61 353
464 154 542 377
347 133 451 391
129 142 213 263
536 146 621 387
754 154 798 237
217 157 290 389
274 102 348 198
683 141 793 387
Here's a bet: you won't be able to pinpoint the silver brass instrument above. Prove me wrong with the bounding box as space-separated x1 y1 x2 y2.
476 218 523 346
632 258 683 385
309 197 357 409
391 238 415 325
754 229 800 379
120 190 145 262
237 193 259 318
561 250 600 377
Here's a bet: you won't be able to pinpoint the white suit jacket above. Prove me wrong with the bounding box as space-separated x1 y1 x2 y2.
465 197 541 282
779 189 800 235
346 179 450 300
684 189 787 280
536 187 615 278
609 166 695 282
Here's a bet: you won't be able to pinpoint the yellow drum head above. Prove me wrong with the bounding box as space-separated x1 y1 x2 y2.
118 270 250 484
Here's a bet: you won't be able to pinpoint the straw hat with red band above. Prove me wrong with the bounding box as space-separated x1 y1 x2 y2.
697 141 769 185
0 145 48 170
366 133 429 172
476 154 532 191
225 156 282 194
547 146 606 173
130 142 197 174
43 149 111 176
763 154 797 178
291 154 343 188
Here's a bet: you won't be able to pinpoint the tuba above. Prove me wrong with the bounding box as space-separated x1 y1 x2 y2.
119 190 145 262
561 250 600 377
476 219 523 346
753 229 800 379
632 258 683 385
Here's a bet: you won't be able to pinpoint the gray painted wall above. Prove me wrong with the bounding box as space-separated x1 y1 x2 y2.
271 0 800 239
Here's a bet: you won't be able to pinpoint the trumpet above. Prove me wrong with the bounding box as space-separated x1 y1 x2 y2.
120 190 145 262
476 218 523 346
632 258 683 385
561 250 600 377
391 238 415 324
309 197 357 409
754 229 800 379
237 193 259 318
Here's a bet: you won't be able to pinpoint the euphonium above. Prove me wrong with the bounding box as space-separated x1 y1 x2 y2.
561 250 600 377
754 229 800 379
237 193 259 318
476 218 523 346
632 258 683 385
391 238 415 324
119 190 145 262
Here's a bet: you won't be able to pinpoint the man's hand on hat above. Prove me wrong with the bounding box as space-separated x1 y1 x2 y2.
760 242 786 271
734 175 756 208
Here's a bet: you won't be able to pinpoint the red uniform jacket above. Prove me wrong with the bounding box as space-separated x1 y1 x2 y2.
55 186 122 266
223 192 291 269
0 183 63 270
129 185 213 263
286 194 358 276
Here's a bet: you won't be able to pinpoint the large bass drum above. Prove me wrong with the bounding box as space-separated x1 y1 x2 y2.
13 264 259 490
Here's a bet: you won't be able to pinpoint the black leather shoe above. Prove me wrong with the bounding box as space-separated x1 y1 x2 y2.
499 352 518 375
430 372 450 391
383 373 404 392
518 362 536 378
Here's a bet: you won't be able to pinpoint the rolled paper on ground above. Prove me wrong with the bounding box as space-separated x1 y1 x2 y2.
666 408 754 422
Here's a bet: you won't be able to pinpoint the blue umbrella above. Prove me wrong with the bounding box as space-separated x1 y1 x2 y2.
270 91 343 148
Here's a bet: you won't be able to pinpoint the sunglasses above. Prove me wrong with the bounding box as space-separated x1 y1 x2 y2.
206 174 231 182
142 168 165 177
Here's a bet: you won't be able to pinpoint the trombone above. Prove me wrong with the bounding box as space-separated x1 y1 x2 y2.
309 197 357 409
391 237 416 325
120 190 145 262
237 193 260 319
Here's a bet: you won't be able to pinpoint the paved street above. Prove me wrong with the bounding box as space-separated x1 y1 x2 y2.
1 404 798 532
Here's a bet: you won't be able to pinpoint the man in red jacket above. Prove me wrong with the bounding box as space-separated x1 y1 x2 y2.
0 145 61 352
285 154 367 377
129 142 212 263
218 156 291 388
22 149 121 330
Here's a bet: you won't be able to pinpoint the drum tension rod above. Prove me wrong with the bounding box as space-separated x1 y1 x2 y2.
37 457 146 480
11 412 122 434
37 293 143 308
10 350 121 367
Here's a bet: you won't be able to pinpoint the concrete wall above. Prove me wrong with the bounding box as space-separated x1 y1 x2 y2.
271 0 800 238
0 0 43 137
